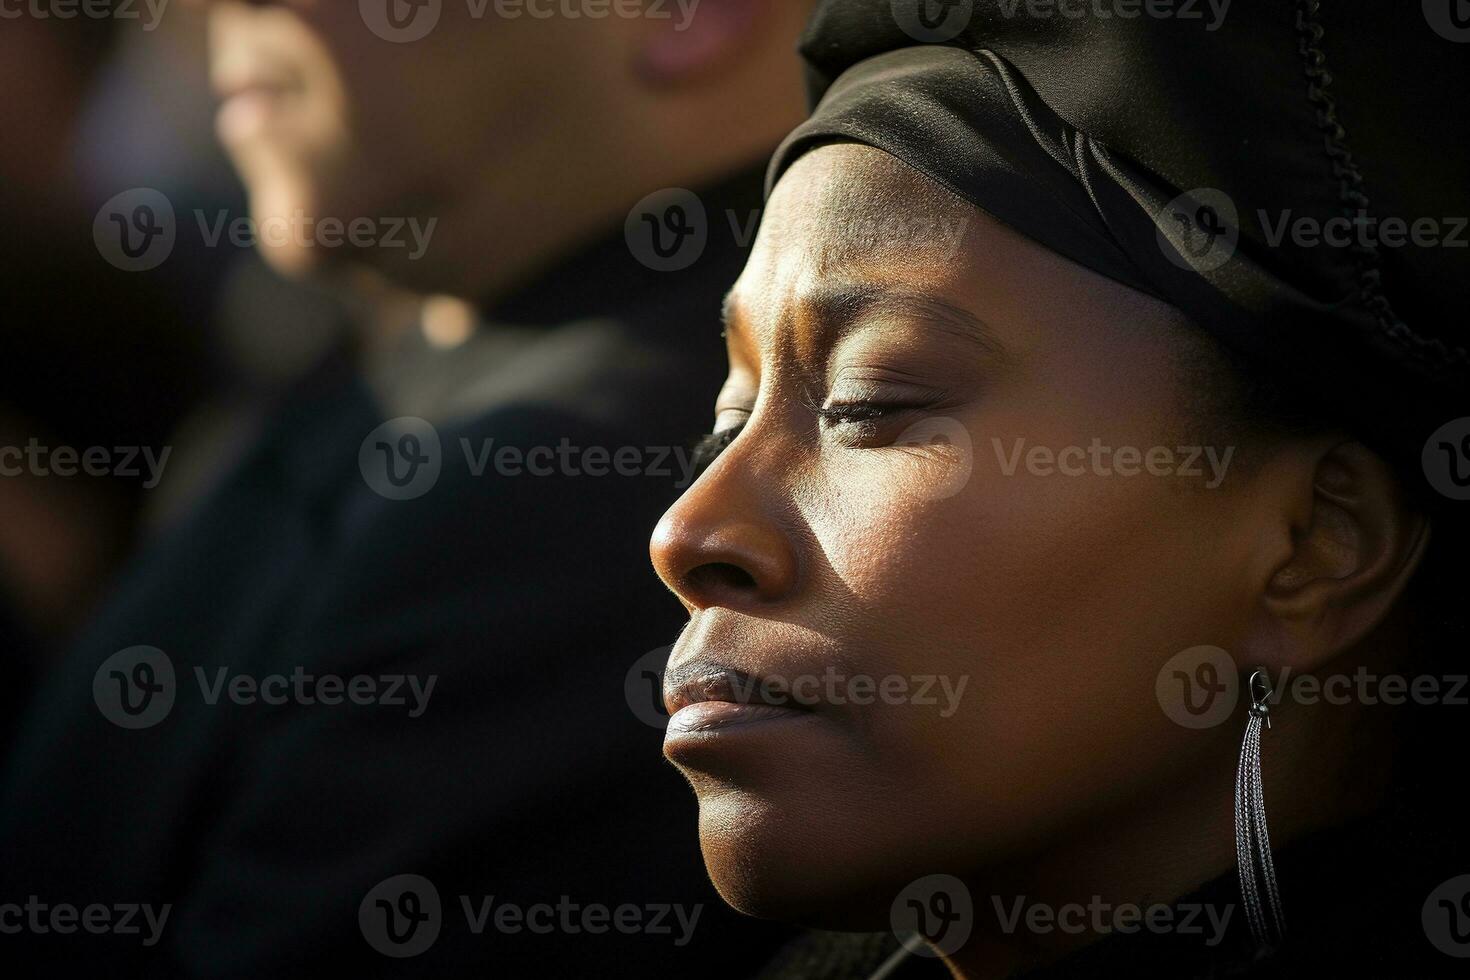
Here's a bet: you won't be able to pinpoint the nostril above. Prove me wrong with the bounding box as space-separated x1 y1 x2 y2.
683 561 758 599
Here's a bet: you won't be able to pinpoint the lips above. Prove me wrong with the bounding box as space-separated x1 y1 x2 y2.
663 668 797 714
662 666 816 737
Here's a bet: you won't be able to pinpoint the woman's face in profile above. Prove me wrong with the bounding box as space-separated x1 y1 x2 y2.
650 143 1280 927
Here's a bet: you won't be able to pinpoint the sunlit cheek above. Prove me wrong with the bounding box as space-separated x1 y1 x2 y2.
889 416 977 502
797 428 986 604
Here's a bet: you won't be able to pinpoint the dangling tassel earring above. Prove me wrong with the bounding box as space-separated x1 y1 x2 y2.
1235 668 1286 948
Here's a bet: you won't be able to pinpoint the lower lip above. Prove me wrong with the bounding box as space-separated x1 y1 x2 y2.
665 701 811 736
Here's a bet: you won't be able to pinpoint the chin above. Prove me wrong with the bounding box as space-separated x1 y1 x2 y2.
692 783 914 932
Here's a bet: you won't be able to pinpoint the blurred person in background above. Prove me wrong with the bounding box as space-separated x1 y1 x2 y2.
0 12 206 741
0 0 812 975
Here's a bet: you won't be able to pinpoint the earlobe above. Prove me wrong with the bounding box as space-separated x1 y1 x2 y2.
1259 440 1430 665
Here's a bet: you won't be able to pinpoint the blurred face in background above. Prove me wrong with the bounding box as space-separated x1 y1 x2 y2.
202 0 809 298
205 1 624 290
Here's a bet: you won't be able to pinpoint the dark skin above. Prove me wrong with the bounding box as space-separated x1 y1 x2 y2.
650 144 1430 977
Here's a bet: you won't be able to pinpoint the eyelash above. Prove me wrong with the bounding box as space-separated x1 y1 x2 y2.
690 425 743 477
813 402 892 426
690 396 920 477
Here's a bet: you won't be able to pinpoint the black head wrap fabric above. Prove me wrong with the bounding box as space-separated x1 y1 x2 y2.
768 2 1468 478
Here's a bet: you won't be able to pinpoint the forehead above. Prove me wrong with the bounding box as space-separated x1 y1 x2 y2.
750 144 974 274
725 143 1199 380
726 145 981 350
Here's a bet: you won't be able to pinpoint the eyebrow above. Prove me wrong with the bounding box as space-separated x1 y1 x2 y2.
723 282 1007 359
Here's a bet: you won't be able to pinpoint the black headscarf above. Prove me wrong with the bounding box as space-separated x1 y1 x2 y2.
768 2 1468 478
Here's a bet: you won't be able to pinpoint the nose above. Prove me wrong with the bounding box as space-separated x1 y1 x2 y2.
650 439 799 612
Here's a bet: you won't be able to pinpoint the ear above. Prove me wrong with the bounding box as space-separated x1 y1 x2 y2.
1250 440 1430 672
632 0 769 87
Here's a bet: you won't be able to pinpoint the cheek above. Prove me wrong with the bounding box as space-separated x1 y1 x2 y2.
795 434 1243 850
